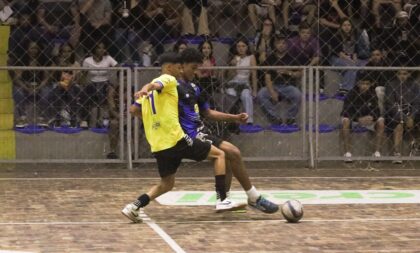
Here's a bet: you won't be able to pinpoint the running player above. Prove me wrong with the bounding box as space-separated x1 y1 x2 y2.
121 52 233 223
178 48 279 213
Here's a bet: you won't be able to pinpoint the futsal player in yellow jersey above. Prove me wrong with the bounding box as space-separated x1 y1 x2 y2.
122 53 235 223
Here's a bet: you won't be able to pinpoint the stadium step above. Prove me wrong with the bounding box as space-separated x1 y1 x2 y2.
0 113 13 130
0 26 10 54
0 98 13 114
0 81 12 99
0 53 7 66
0 130 16 159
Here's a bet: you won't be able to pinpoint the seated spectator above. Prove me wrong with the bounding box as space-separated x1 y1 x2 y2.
36 0 80 54
247 0 278 33
380 11 417 66
182 0 210 36
384 69 420 163
329 18 370 96
79 0 113 55
12 40 51 128
281 0 316 34
145 0 181 57
7 12 37 65
49 43 82 127
287 22 319 66
340 71 384 162
365 48 389 116
257 34 302 125
254 17 276 89
372 0 402 28
80 41 118 128
112 0 149 64
226 37 257 125
172 39 188 54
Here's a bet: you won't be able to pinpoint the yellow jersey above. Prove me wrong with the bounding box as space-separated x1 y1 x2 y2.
136 74 185 152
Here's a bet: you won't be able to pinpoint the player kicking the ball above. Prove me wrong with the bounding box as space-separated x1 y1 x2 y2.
178 48 278 214
122 53 241 223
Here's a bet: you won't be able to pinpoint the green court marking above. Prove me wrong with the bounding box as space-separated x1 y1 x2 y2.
156 190 420 205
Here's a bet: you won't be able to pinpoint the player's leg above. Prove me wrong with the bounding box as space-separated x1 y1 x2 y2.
218 140 279 213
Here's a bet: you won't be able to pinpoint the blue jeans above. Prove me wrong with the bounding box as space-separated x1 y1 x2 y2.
13 84 52 118
330 56 368 91
258 84 301 121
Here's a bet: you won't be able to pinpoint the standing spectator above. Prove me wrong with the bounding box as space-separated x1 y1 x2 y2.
112 0 149 64
196 40 218 105
36 0 80 53
384 69 420 164
254 17 276 89
226 37 257 125
145 0 181 57
12 40 51 128
340 71 384 162
257 34 302 125
80 42 118 128
182 0 210 36
287 22 319 66
79 0 113 55
329 18 370 96
49 43 82 127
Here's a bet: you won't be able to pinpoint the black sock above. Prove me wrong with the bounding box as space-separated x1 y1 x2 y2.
133 194 150 209
215 175 227 201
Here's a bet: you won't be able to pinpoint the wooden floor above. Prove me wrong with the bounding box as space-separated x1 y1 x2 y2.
1 162 420 253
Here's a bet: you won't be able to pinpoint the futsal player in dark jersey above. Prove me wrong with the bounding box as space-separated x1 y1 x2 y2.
178 48 279 213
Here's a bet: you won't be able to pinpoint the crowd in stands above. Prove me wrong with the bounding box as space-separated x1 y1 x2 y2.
1 0 419 160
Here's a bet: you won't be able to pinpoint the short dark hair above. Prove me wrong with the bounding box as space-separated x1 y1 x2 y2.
158 52 182 65
356 71 373 83
180 48 203 64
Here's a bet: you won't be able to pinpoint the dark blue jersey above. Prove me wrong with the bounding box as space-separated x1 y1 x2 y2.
177 80 210 138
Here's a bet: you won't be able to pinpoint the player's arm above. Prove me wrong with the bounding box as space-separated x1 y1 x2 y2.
202 109 248 124
134 82 163 98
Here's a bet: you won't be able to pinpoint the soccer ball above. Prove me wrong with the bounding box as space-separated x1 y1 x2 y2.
281 199 303 223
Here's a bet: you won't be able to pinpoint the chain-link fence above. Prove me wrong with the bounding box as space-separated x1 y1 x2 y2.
0 0 419 167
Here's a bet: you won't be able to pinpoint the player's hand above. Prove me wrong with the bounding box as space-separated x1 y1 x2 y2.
237 113 249 124
134 88 149 98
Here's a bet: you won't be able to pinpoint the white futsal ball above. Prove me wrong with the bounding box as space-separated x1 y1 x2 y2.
281 199 303 223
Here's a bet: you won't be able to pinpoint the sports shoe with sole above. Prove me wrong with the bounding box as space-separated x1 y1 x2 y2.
392 152 402 164
215 198 247 213
344 152 353 163
248 196 279 214
121 203 142 223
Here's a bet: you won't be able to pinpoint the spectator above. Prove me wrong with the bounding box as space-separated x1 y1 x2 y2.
182 0 210 36
36 0 80 54
79 0 113 55
196 40 218 105
329 18 370 96
365 48 389 116
384 69 420 163
7 12 37 65
226 37 257 125
247 0 278 33
281 0 316 34
287 22 319 66
254 17 276 66
172 39 188 53
372 0 402 28
12 40 51 128
257 34 302 125
145 0 181 57
49 43 82 127
80 41 118 128
112 0 149 64
380 11 417 66
340 71 384 162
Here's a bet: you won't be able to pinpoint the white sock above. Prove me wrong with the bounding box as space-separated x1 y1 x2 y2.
246 186 259 203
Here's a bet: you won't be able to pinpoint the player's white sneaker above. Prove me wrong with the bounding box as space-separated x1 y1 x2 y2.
344 152 353 163
121 203 142 223
215 198 247 212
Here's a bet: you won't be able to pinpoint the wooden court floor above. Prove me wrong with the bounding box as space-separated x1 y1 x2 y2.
1 162 420 253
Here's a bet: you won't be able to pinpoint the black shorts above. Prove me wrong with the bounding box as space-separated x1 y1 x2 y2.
197 132 224 148
153 136 211 178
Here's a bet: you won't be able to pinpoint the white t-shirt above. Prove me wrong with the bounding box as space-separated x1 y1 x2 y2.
82 55 118 83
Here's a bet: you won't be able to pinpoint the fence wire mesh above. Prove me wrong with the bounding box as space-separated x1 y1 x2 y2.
0 0 419 166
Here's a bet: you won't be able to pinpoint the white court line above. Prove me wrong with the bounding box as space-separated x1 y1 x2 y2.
138 210 186 253
1 176 420 180
1 217 420 226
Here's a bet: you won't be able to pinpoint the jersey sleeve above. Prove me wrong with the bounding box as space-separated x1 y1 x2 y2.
154 74 177 90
